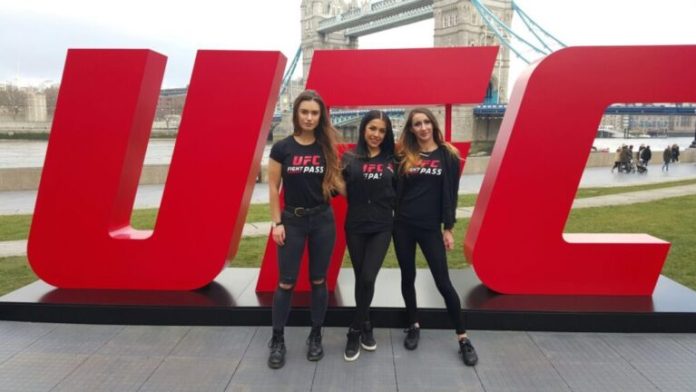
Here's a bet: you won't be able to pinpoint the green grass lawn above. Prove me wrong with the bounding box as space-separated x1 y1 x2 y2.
0 203 272 242
0 256 38 295
574 178 696 199
457 178 696 210
2 194 695 295
565 195 696 290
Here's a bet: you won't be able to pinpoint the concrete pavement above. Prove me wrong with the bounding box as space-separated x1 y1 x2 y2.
0 322 695 391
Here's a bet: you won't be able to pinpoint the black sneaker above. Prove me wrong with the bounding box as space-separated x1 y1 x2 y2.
403 324 420 350
344 328 361 361
267 331 286 369
459 337 478 366
361 321 377 351
307 326 324 361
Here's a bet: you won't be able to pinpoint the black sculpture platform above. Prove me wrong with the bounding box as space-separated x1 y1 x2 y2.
2 268 696 332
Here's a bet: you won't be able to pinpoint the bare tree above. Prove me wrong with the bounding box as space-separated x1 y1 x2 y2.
44 85 59 119
0 86 28 121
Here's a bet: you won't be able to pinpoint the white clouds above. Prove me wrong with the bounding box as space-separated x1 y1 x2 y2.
2 0 695 88
1 1 303 87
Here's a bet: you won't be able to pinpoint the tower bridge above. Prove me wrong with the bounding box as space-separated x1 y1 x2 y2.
166 2 695 144
316 0 434 37
280 0 568 143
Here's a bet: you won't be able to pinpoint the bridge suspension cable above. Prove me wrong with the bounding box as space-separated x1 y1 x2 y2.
470 0 566 64
512 1 566 53
280 47 302 97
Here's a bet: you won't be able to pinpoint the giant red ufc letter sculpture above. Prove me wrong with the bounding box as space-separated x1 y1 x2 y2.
27 45 689 295
255 47 498 292
28 50 286 289
464 46 696 295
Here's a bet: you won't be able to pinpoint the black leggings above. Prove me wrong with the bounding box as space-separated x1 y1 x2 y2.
393 222 465 334
345 230 391 329
272 207 335 331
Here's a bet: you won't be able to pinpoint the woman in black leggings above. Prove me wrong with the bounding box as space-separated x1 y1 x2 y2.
340 110 396 361
266 90 342 369
393 107 478 366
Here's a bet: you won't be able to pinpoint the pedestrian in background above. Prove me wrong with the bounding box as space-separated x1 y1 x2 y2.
611 146 622 172
671 144 680 163
662 145 672 172
640 145 652 166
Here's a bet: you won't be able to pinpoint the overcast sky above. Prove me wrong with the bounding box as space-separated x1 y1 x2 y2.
2 0 695 92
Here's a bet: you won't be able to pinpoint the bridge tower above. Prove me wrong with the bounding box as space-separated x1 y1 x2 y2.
301 0 359 82
298 0 515 143
433 0 511 141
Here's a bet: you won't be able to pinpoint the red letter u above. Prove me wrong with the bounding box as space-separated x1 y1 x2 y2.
28 49 286 290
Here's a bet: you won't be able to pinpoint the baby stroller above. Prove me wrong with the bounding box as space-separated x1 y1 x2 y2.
636 162 648 174
618 160 635 173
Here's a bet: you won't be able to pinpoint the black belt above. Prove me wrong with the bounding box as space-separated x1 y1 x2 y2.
285 204 328 217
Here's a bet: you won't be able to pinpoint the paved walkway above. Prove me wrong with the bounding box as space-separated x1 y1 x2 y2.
2 164 695 216
0 322 695 391
2 181 695 258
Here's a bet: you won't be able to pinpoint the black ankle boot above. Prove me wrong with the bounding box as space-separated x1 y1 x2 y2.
307 326 324 361
403 324 420 350
267 330 286 369
361 321 377 351
459 337 478 366
344 328 361 361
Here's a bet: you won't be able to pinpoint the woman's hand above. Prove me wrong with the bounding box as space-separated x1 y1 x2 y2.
272 224 286 246
443 229 454 251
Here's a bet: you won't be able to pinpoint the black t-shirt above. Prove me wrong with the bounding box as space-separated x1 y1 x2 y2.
396 147 445 230
342 150 396 233
270 136 326 208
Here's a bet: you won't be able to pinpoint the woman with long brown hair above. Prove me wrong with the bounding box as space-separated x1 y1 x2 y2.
266 90 342 369
394 107 478 366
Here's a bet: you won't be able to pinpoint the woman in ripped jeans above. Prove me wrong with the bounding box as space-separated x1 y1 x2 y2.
266 90 342 369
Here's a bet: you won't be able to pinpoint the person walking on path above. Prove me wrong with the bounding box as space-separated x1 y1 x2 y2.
611 146 622 172
619 145 631 173
340 110 397 361
640 145 652 166
662 146 672 172
393 108 478 367
637 144 645 164
266 90 343 369
672 144 680 163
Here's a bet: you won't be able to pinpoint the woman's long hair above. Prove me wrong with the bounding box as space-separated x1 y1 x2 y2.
397 107 458 175
354 110 395 159
292 90 342 201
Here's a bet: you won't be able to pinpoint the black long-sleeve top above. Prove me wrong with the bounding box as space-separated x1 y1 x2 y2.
342 150 396 233
395 146 460 231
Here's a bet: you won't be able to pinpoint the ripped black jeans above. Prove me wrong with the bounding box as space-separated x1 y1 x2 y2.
272 207 336 331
